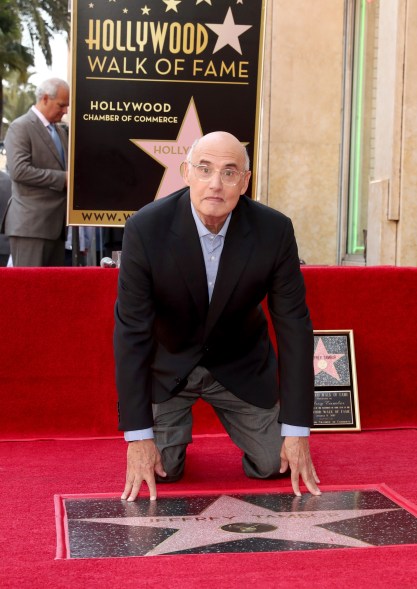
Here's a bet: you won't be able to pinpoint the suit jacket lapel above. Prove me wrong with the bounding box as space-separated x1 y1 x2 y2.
168 191 209 321
29 110 66 169
204 200 254 339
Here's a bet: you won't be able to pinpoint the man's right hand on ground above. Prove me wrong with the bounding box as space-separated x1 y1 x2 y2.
121 439 166 502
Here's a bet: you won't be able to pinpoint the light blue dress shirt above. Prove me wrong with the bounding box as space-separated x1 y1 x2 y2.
32 105 65 166
124 202 309 441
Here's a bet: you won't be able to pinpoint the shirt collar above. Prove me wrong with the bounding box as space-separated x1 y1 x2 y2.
190 201 231 238
31 105 51 128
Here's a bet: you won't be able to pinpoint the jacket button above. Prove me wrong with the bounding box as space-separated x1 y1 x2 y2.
175 377 182 384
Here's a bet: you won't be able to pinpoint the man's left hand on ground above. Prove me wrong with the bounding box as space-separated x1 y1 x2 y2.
280 436 321 497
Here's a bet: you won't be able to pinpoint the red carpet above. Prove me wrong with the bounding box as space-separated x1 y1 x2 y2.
2 431 417 588
1 266 417 439
1 268 417 586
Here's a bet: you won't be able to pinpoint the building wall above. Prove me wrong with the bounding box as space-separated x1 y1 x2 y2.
261 0 416 267
260 0 345 265
398 0 417 265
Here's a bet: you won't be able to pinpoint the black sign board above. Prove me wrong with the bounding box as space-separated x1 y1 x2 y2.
68 0 267 226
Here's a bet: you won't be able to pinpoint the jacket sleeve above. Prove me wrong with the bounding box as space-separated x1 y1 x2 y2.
5 120 66 192
113 216 156 430
267 218 315 427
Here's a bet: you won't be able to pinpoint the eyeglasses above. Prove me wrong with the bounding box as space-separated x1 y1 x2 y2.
189 163 247 186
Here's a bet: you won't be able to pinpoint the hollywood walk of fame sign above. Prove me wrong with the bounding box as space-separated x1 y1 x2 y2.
312 330 361 432
67 0 267 226
55 487 417 559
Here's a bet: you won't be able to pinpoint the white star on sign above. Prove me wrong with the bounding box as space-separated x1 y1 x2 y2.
80 495 399 556
206 7 252 55
163 0 181 12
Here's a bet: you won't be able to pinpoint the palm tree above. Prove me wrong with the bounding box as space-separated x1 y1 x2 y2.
0 2 34 137
17 0 70 67
2 72 36 137
0 0 70 138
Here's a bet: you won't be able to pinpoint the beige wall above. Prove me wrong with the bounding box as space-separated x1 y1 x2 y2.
261 0 417 267
260 0 345 265
397 0 417 265
365 0 417 266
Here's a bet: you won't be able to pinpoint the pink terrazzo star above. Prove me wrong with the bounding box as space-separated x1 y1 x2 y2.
314 337 345 381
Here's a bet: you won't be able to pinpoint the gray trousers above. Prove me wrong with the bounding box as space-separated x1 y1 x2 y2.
153 366 284 480
9 236 65 267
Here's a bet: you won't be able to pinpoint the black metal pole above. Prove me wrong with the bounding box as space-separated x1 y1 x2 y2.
71 226 80 266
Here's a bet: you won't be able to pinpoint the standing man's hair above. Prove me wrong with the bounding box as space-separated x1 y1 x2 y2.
35 78 69 102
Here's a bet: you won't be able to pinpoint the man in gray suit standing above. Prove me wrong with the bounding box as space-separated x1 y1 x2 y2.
2 78 69 266
0 169 12 266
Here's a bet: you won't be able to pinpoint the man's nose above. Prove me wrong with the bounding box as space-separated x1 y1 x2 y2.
208 170 223 187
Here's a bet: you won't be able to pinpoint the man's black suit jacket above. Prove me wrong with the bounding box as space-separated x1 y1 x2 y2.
114 188 314 432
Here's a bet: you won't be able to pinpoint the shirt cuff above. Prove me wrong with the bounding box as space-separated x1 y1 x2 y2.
281 423 310 437
124 428 154 442
124 425 308 440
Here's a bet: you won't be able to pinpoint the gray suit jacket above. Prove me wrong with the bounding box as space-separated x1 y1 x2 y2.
0 170 11 255
3 108 68 240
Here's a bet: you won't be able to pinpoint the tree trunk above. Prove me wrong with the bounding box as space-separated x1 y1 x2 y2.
0 77 4 140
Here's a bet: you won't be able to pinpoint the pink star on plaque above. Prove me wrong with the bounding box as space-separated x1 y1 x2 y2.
130 97 203 199
314 338 345 381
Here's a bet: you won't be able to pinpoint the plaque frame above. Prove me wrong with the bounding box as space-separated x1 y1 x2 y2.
311 329 360 432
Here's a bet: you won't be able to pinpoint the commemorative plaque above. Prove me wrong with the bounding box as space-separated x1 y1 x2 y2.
312 330 360 431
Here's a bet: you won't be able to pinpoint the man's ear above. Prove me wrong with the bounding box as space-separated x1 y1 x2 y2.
240 171 252 195
180 161 191 186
